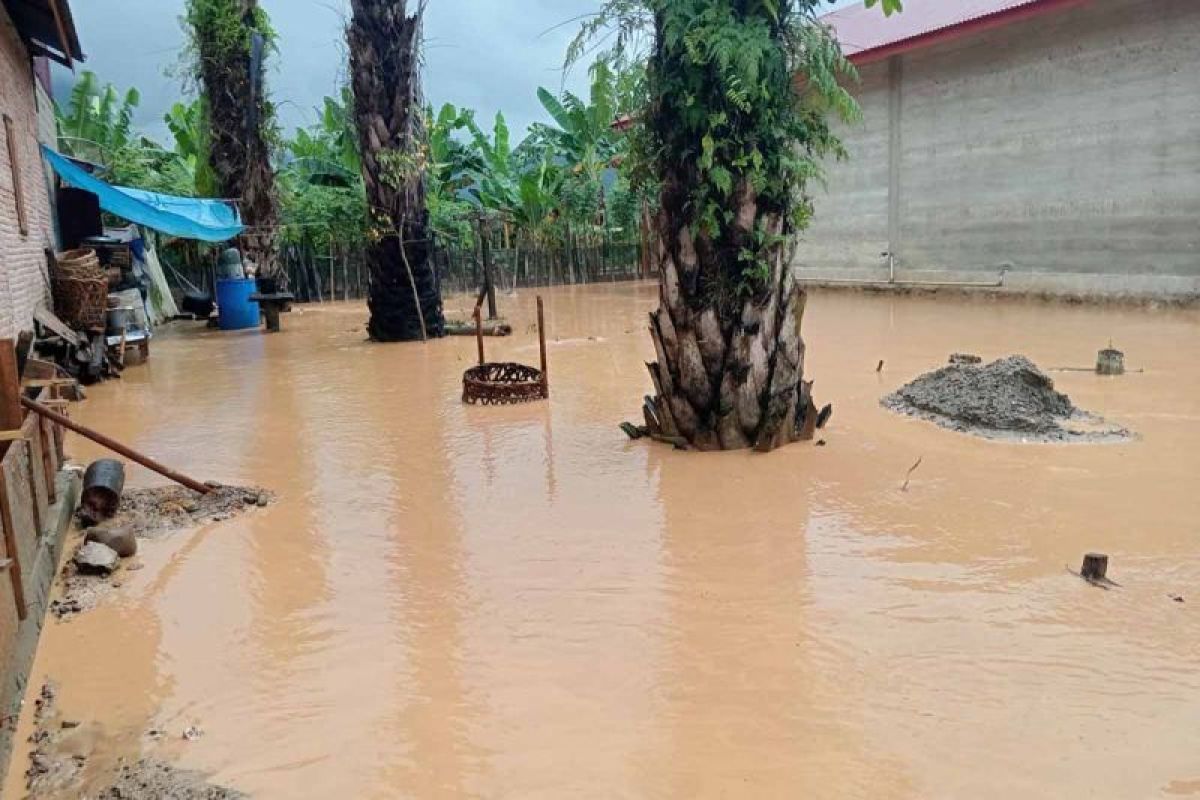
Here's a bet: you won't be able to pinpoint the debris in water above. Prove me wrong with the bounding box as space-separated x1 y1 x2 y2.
949 353 982 365
182 725 204 741
876 360 884 373
1069 552 1121 589
107 484 275 540
882 355 1131 442
1096 347 1125 375
1168 594 1185 604
901 457 923 492
94 759 246 799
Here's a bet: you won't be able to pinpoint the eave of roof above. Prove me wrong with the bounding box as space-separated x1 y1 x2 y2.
2 0 83 66
822 0 1091 65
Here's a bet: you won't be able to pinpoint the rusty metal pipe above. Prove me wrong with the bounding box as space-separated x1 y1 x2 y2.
20 397 212 495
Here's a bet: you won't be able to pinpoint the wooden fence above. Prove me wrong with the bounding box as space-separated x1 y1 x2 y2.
0 342 69 730
163 237 649 305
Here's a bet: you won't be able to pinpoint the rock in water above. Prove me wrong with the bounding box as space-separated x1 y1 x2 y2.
86 526 138 558
75 542 120 575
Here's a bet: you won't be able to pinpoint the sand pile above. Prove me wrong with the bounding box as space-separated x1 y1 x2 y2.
882 355 1129 442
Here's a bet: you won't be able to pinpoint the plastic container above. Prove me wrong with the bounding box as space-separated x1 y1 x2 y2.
216 277 260 330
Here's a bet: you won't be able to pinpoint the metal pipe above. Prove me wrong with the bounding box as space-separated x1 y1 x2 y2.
20 397 212 495
805 271 1007 289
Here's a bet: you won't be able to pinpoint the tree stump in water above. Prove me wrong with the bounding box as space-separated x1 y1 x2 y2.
1080 553 1109 582
1096 349 1125 375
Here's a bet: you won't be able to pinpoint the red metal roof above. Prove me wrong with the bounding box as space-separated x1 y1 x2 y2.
821 0 1089 64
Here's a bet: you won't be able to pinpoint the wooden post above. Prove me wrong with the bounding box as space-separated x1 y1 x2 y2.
39 415 56 503
0 341 21 449
24 438 42 537
1080 553 1108 582
1096 349 1125 376
537 296 549 398
481 221 497 320
474 306 485 367
0 472 27 620
0 341 27 618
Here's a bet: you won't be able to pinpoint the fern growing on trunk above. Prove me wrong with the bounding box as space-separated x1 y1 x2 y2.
185 0 281 282
575 0 865 450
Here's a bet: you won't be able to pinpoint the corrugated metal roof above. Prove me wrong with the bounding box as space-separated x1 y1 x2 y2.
821 0 1068 61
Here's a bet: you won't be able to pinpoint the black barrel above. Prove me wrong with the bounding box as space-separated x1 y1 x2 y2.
82 459 126 520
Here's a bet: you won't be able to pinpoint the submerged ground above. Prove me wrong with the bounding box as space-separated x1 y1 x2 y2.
5 283 1199 798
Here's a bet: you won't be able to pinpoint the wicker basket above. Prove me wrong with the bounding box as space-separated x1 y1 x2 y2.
52 275 108 331
55 248 102 276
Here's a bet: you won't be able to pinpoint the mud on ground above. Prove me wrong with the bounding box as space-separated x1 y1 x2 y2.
51 484 274 619
23 682 243 799
882 355 1132 442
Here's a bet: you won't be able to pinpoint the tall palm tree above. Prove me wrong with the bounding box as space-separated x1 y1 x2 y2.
186 0 281 282
347 0 445 341
577 0 874 450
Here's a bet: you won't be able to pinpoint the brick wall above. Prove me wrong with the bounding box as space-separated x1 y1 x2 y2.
0 6 54 339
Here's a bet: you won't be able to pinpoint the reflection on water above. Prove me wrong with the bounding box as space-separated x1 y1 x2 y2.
6 283 1200 799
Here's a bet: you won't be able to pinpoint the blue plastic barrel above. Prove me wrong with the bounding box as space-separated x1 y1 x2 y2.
216 278 260 330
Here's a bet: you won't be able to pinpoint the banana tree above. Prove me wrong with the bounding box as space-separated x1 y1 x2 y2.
55 71 141 164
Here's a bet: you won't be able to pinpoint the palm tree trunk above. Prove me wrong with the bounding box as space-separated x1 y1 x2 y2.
641 10 821 453
189 0 280 283
347 0 445 341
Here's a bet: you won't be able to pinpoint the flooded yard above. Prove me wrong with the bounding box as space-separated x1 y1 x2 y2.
5 282 1199 799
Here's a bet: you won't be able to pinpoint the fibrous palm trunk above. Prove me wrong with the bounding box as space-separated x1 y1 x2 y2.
347 0 445 341
642 19 821 453
194 0 280 282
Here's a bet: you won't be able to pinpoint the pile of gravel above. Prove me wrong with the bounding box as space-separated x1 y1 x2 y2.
882 355 1126 442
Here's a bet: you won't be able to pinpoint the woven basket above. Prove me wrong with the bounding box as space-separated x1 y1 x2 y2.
52 275 108 330
55 248 102 276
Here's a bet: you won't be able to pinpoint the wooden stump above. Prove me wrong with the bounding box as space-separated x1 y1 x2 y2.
1096 348 1124 375
1080 552 1108 582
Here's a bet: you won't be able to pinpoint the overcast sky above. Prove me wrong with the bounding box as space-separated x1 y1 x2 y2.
54 0 859 145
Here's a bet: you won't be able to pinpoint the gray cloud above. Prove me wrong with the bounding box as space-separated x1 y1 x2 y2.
55 0 598 144
55 0 858 146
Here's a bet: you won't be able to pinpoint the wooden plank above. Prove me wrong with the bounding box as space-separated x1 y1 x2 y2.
0 472 28 620
2 117 28 236
39 415 56 504
46 0 75 62
21 379 77 389
24 439 42 537
0 430 26 442
33 305 82 348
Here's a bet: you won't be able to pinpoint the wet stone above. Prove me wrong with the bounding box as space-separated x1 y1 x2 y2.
74 542 120 575
86 526 138 558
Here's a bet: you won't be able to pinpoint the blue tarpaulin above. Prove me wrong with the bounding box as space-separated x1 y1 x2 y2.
42 146 244 242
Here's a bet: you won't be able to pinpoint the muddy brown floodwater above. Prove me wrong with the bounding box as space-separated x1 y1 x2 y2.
5 284 1199 799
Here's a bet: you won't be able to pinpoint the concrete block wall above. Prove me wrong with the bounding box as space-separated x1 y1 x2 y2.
0 6 54 339
796 0 1200 299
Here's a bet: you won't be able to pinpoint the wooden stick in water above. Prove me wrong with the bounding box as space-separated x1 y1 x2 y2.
20 397 212 495
537 296 549 398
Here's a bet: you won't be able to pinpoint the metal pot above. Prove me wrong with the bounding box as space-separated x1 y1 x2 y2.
106 306 132 334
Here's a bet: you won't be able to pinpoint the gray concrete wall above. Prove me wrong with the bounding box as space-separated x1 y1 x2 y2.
796 0 1200 299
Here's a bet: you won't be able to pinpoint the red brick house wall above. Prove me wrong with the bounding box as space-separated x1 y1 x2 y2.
0 4 54 339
